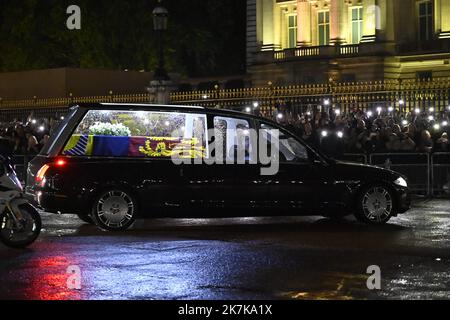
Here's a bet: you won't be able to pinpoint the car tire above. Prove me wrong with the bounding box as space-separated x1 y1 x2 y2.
91 189 137 231
76 214 94 224
0 203 41 248
355 184 395 225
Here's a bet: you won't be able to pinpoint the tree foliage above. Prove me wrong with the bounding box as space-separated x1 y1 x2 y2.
0 0 246 76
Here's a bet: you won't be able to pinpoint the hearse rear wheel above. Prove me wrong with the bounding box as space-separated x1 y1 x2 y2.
91 189 137 231
355 185 394 225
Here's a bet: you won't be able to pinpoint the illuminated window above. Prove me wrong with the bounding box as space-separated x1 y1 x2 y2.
351 7 363 44
214 117 254 163
287 14 298 48
418 1 433 41
318 11 330 46
260 123 308 163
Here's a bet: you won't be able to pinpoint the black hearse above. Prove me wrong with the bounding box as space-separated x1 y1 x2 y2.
27 103 410 231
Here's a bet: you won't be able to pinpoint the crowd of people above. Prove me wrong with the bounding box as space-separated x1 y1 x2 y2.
0 115 60 158
1 107 450 160
278 106 450 158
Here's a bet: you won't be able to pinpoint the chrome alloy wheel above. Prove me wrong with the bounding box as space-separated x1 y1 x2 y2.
96 191 135 228
361 187 393 222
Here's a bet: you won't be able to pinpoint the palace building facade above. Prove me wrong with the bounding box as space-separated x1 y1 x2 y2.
246 0 450 86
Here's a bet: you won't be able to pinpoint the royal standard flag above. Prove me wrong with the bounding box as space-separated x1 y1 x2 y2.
63 135 94 156
92 136 130 157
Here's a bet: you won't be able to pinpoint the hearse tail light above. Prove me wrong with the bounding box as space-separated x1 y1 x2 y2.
35 159 67 187
55 159 67 167
35 164 50 186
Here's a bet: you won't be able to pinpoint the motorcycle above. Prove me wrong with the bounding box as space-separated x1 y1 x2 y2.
0 156 41 248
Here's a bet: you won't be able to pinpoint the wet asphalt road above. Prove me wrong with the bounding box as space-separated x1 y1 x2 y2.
0 199 449 300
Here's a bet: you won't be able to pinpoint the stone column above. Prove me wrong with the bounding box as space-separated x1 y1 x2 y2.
273 1 282 50
339 2 348 44
379 0 393 42
360 0 377 43
330 0 344 44
297 0 312 46
261 0 275 50
247 0 258 66
375 0 392 41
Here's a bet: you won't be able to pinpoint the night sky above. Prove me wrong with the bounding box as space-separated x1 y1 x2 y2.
0 0 247 77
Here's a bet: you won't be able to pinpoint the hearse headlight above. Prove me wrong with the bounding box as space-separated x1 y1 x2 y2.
394 177 408 188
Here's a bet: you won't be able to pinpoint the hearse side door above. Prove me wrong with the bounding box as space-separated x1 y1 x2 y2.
184 114 268 213
136 110 209 212
258 122 326 213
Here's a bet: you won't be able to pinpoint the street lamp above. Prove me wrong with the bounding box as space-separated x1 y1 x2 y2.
152 2 169 81
148 1 171 104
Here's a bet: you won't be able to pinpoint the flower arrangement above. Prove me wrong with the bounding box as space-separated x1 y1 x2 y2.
89 122 131 137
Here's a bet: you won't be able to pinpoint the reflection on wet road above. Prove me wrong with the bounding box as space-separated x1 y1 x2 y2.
0 199 449 300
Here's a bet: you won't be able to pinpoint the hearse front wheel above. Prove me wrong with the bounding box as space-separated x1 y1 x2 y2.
355 185 394 225
91 189 137 231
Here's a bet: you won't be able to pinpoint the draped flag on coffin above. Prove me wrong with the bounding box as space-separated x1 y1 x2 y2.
130 137 206 158
92 136 130 157
129 137 183 157
63 135 207 158
63 135 94 156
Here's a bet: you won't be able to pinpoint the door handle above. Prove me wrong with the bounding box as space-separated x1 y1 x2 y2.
179 168 184 177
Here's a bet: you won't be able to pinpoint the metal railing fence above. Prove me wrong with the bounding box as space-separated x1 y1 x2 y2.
337 152 444 197
369 153 430 196
431 153 450 196
1 77 449 120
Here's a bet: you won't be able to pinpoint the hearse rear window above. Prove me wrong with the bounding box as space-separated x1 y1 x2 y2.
63 110 208 159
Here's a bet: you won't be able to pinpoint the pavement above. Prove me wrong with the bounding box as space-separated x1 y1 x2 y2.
0 199 449 300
